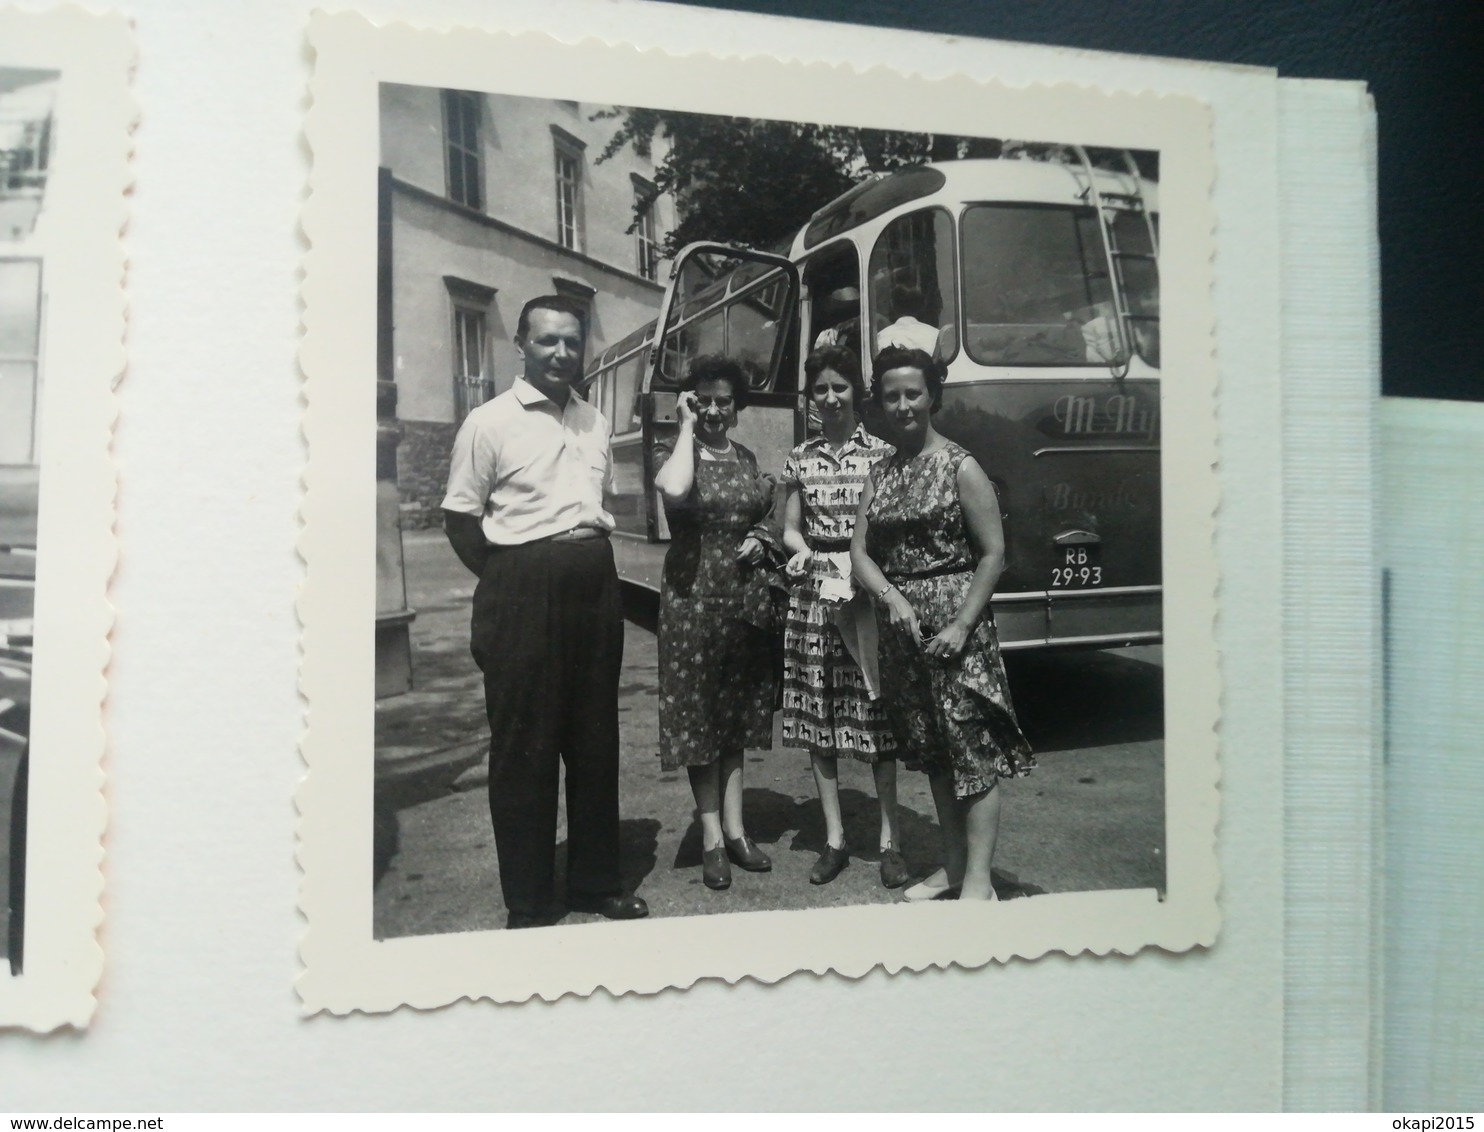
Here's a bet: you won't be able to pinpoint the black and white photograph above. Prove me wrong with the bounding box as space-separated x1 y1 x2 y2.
0 8 127 1032
0 65 54 978
299 15 1220 1010
370 86 1167 939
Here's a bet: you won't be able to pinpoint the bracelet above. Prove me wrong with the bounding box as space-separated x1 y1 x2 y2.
875 582 895 600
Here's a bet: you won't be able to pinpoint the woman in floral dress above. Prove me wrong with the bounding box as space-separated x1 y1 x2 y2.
780 346 906 888
850 347 1035 902
654 355 781 892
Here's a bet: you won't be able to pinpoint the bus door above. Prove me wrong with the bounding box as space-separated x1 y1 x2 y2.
640 243 804 542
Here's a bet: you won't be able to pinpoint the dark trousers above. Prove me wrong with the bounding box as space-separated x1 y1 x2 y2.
470 537 624 918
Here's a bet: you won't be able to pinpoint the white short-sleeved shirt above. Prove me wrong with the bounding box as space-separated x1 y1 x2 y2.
875 316 942 355
441 378 616 546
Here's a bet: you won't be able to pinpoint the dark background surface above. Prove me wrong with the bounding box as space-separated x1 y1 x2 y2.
668 0 1482 403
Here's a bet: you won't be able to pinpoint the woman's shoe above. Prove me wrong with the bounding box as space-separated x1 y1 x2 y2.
702 847 732 890
902 869 959 902
809 843 850 885
879 848 910 889
723 834 772 872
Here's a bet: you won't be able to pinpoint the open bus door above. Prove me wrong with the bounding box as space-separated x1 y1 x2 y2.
620 244 803 586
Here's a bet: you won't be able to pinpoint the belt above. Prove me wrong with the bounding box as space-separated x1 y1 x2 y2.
886 563 972 582
492 528 610 550
807 537 852 553
546 527 609 543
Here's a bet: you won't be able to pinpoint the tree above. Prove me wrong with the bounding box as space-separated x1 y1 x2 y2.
595 108 1003 255
596 108 1156 255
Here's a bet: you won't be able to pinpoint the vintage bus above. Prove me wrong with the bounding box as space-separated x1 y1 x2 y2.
585 151 1161 652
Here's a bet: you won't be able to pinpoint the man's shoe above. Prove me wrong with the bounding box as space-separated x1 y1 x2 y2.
568 894 650 920
879 848 910 889
723 834 772 872
702 847 732 890
809 843 850 885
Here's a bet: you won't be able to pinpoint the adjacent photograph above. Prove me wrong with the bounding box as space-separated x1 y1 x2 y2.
0 64 54 978
299 15 1219 1010
0 9 130 1031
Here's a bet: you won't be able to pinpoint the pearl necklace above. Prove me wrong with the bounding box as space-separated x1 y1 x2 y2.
697 435 733 457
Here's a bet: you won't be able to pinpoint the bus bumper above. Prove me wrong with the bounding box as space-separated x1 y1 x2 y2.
995 585 1162 651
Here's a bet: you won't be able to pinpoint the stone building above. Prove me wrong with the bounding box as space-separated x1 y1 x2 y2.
378 86 673 527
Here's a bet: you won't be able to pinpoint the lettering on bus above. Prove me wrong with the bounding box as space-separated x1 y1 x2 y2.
1051 394 1159 440
1047 480 1141 512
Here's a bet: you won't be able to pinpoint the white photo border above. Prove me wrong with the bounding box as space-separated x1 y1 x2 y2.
298 11 1220 1013
0 7 132 1031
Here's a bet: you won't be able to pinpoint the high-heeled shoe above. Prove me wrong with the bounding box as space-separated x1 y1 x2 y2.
702 846 732 890
723 834 772 872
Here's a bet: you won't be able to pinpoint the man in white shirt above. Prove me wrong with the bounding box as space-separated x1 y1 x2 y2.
875 281 944 356
443 295 648 928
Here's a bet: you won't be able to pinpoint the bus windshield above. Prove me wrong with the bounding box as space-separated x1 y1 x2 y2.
655 253 793 390
961 203 1120 368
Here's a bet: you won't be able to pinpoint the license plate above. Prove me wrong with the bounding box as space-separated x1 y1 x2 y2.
1051 544 1103 588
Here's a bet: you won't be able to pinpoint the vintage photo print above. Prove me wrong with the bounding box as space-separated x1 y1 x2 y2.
300 13 1218 1012
0 9 131 1030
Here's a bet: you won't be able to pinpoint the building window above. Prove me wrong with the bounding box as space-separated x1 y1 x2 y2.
444 276 498 421
0 258 42 465
451 304 488 422
441 90 482 211
551 128 585 252
634 181 660 281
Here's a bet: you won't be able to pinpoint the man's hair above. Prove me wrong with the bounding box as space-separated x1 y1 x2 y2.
804 345 866 407
889 281 930 323
680 354 750 411
516 295 589 342
870 346 944 412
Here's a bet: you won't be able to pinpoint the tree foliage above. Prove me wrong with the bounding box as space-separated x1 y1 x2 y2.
595 108 1002 255
596 108 1157 256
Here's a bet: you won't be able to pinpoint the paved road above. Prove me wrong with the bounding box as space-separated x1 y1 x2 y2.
374 530 1165 938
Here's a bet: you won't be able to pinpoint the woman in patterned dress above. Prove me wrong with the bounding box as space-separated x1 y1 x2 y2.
849 347 1035 902
654 355 781 892
780 346 907 888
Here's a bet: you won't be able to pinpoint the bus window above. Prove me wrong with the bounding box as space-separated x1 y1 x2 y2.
727 271 792 390
960 204 1114 367
656 295 725 385
800 240 862 361
1112 209 1159 367
656 254 794 393
868 207 958 364
610 348 645 433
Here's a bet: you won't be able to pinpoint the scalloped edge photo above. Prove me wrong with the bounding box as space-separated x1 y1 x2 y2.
298 11 1219 1013
0 7 132 1031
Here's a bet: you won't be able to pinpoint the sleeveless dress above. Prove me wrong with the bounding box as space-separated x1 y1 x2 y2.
657 440 780 770
780 424 897 761
865 442 1034 797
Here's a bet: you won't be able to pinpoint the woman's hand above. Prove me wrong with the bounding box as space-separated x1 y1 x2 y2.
880 589 921 648
785 549 812 578
736 536 765 565
676 390 699 427
925 617 973 660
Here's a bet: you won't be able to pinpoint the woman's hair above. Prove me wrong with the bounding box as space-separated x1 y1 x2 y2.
803 346 866 407
680 354 749 411
870 346 944 412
